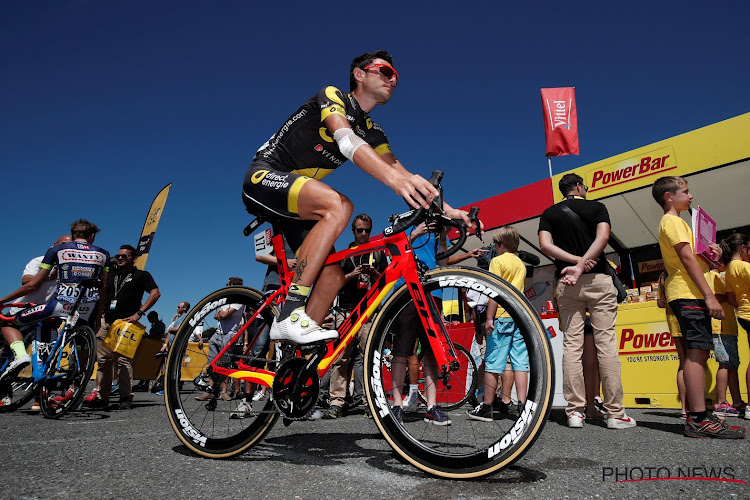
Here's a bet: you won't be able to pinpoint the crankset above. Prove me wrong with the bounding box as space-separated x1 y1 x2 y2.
272 356 321 420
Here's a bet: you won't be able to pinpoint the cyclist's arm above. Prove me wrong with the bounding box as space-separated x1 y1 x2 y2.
0 267 51 305
323 114 437 210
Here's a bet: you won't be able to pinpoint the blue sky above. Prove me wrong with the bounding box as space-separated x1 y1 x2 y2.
2 1 749 321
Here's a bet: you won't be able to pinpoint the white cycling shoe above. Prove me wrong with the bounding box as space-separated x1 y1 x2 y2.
0 354 31 383
269 309 338 344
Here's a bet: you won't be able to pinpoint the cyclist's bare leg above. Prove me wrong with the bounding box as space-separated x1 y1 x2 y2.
305 264 344 325
1 326 23 345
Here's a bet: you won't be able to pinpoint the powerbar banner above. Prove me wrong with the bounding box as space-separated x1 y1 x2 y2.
541 87 579 157
135 183 171 270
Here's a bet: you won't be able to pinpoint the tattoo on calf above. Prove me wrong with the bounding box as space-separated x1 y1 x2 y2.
293 258 307 282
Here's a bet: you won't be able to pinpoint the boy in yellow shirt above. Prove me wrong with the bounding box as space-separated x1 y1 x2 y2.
468 226 528 421
652 176 744 438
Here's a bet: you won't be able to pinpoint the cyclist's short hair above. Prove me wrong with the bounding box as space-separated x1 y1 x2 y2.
350 50 394 92
558 174 584 196
70 219 100 239
119 244 137 256
492 226 519 254
652 176 686 208
351 213 373 231
228 277 243 286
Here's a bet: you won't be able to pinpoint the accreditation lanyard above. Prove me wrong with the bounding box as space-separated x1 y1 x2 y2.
110 272 132 309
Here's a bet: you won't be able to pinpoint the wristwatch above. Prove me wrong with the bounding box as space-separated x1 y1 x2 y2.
136 310 145 317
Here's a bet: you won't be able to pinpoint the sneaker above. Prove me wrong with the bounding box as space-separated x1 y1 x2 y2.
307 408 322 420
403 392 420 413
467 402 494 422
132 382 149 392
30 401 41 412
568 411 585 428
252 390 267 402
492 398 509 416
111 385 119 396
156 391 164 396
321 405 343 419
195 392 214 401
424 405 451 426
230 400 253 419
52 388 75 405
219 393 232 401
714 401 740 417
87 398 110 410
83 389 99 405
684 413 746 439
269 310 338 344
0 396 11 407
364 407 373 419
391 405 404 424
118 399 134 410
607 413 637 429
0 354 31 383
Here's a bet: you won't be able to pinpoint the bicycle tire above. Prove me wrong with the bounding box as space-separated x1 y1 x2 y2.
40 325 97 418
364 267 553 478
414 343 477 411
164 286 279 458
0 330 39 412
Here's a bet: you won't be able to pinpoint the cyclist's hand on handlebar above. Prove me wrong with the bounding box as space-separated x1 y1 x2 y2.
444 206 484 236
393 173 440 211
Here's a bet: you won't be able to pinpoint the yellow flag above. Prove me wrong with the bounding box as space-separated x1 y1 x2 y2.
135 183 171 270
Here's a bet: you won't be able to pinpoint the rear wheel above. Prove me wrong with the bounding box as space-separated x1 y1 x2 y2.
40 325 97 418
364 267 553 478
164 287 279 458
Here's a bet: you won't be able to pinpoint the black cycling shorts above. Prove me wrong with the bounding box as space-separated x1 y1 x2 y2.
242 162 315 253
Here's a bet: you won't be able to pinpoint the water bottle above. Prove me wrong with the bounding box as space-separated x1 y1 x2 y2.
524 281 551 300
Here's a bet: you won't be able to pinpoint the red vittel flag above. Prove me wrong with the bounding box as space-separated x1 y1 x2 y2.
541 87 579 157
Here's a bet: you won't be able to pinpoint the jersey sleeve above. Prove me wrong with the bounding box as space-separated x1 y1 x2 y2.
593 202 611 226
663 217 692 248
537 208 553 234
318 86 348 121
39 246 59 270
141 271 158 292
364 120 391 155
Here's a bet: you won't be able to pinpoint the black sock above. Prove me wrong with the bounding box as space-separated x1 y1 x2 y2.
690 410 708 421
278 284 311 321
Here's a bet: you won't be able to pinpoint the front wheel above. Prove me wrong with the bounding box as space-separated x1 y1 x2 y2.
364 267 554 478
40 325 97 418
164 286 279 458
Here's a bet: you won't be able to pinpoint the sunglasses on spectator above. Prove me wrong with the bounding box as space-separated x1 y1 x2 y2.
355 228 372 234
363 63 399 84
116 254 132 260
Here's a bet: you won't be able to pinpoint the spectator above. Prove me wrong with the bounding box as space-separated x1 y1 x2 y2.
709 266 743 417
720 232 750 419
89 244 160 410
161 302 189 352
388 222 451 425
198 278 245 406
468 226 528 421
538 173 635 429
656 271 687 419
652 176 743 438
321 214 387 419
145 311 166 339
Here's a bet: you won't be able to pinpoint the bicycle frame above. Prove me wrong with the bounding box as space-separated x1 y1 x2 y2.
209 227 461 387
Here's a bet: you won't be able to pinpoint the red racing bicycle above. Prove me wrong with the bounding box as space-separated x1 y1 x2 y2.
164 171 553 478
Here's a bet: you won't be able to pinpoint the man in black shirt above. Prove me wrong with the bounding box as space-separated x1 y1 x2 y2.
538 174 635 430
321 214 387 419
90 244 161 409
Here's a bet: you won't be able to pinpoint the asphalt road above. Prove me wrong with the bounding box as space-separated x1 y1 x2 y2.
0 387 748 499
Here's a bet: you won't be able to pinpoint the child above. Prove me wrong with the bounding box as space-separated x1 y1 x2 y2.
709 266 744 417
652 176 744 438
656 271 688 419
468 226 528 421
720 233 750 420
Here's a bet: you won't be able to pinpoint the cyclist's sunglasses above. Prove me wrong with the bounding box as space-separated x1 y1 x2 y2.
363 63 399 84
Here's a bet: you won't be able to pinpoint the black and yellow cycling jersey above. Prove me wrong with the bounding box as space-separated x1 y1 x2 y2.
242 86 392 232
253 86 391 180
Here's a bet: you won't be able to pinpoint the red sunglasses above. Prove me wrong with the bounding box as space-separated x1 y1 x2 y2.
363 63 399 84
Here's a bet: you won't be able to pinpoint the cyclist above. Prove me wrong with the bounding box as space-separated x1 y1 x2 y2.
0 220 109 382
242 50 473 344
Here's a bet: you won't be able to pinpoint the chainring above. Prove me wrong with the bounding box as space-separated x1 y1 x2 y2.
272 357 320 420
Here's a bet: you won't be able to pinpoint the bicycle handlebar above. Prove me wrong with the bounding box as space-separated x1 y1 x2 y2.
383 171 482 261
0 303 37 322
